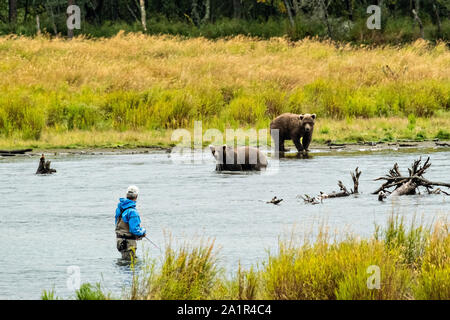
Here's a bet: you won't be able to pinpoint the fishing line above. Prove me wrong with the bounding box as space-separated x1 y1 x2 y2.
143 236 162 253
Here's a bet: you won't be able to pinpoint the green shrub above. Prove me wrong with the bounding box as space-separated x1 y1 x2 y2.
415 266 450 300
0 93 44 139
262 88 287 118
105 91 152 130
224 95 266 125
415 131 427 141
345 91 378 118
0 15 448 43
377 215 430 267
149 90 196 129
135 239 220 300
435 129 450 140
191 87 225 119
225 264 260 300
335 251 412 300
319 127 330 134
407 114 417 130
262 241 343 299
41 288 59 300
75 283 108 300
288 15 327 40
414 223 450 300
66 103 103 130
45 217 449 300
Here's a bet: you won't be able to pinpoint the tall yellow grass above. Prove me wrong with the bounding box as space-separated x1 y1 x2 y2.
1 34 448 91
0 34 449 148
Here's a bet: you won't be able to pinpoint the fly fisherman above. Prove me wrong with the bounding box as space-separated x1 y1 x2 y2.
115 186 146 260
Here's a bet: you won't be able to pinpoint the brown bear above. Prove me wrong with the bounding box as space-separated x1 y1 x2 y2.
270 113 316 153
210 145 268 171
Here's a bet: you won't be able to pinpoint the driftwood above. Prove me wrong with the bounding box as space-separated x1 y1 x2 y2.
373 157 450 200
300 167 361 204
0 148 32 157
36 154 57 174
300 194 321 205
267 196 283 205
398 143 418 147
435 142 450 147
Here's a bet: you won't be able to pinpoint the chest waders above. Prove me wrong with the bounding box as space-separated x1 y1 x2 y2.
115 207 139 260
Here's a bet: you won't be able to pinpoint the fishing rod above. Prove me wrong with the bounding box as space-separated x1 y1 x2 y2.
143 236 162 253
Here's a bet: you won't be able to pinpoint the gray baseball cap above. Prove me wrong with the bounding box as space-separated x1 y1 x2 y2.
127 185 139 198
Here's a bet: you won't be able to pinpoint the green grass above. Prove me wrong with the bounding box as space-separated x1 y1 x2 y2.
128 239 220 300
44 215 449 300
414 221 450 300
75 283 110 300
0 35 448 149
41 288 59 300
0 84 448 149
41 282 111 300
1 81 448 138
436 129 450 140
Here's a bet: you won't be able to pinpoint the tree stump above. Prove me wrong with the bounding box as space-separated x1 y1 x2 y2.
36 154 57 174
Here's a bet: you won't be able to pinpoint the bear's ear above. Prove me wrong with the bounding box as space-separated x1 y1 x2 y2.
299 114 304 121
311 114 316 120
209 145 216 155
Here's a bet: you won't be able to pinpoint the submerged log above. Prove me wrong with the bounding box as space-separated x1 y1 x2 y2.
435 142 450 147
36 154 56 174
299 194 321 205
374 157 449 199
0 148 33 156
390 180 417 196
267 196 283 205
300 167 361 204
320 181 350 199
351 167 362 194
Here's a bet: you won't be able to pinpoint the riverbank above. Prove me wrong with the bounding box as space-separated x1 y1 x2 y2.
2 139 449 161
0 36 449 146
0 115 449 153
42 215 450 300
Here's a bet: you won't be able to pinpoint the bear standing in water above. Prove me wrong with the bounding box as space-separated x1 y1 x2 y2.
270 113 316 153
210 145 268 171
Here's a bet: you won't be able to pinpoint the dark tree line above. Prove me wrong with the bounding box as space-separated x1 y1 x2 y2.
1 1 448 39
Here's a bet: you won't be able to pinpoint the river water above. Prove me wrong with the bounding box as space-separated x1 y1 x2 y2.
0 148 449 299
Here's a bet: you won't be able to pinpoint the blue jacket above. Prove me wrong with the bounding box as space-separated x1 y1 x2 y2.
115 198 146 237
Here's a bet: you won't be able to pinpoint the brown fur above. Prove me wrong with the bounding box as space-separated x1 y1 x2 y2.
210 145 268 171
270 113 316 152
